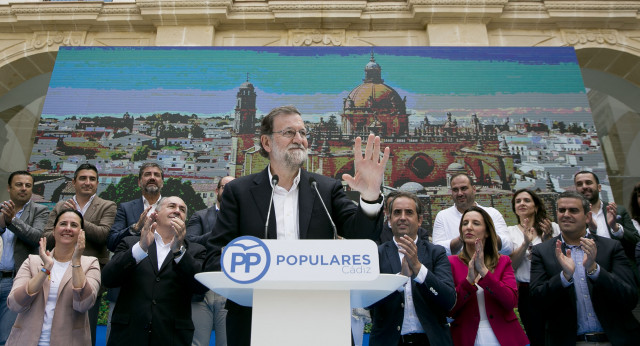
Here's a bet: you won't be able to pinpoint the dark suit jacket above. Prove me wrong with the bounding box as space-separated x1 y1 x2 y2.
107 198 145 252
186 206 217 246
369 239 455 346
45 196 116 265
378 222 429 245
102 236 206 346
531 234 640 346
3 201 48 272
603 202 640 263
204 167 383 346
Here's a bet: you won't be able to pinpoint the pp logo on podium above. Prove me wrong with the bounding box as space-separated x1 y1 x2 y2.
221 236 271 284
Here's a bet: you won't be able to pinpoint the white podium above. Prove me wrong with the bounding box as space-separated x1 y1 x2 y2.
195 237 408 346
195 272 407 346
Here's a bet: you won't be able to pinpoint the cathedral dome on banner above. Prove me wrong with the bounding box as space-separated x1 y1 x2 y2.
341 52 408 137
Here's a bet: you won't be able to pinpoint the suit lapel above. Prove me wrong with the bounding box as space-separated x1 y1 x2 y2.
250 168 276 239
298 170 314 239
57 263 73 299
148 243 160 274
383 242 402 274
134 199 145 220
158 248 174 273
19 202 31 221
206 207 216 232
416 239 427 266
84 197 100 222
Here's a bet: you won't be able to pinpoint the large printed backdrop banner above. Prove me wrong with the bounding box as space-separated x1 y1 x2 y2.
31 46 603 225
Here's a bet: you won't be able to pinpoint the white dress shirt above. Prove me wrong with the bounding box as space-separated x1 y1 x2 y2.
432 204 513 256
592 200 623 239
392 237 428 335
73 194 96 216
267 166 381 240
505 223 560 283
132 231 185 269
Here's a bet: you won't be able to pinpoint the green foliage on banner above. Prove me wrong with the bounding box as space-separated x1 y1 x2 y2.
99 175 207 219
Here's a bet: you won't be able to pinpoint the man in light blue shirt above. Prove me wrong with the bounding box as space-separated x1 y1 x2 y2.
0 171 48 345
530 191 640 345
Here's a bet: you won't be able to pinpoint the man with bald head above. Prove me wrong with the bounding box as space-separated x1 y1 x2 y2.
103 196 206 346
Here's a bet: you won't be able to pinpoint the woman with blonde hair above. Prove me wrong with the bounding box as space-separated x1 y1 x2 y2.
6 209 100 345
448 206 528 346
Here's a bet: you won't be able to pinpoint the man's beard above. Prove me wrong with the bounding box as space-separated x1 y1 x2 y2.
144 184 161 195
274 143 308 169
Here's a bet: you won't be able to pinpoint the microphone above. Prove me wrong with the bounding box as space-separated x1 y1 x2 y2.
264 175 279 239
309 177 338 240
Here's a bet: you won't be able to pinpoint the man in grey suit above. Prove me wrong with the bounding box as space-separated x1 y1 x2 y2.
187 175 234 346
0 171 48 345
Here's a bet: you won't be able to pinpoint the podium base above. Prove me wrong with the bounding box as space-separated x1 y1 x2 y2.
251 289 351 346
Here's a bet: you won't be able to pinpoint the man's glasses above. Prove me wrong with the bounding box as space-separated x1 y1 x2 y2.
271 128 310 139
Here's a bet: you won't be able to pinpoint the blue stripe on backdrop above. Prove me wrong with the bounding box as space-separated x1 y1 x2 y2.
96 326 369 345
95 326 217 346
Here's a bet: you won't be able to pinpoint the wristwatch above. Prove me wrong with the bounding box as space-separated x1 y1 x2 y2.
173 245 186 258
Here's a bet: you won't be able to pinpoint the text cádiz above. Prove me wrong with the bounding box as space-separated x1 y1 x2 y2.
276 254 372 274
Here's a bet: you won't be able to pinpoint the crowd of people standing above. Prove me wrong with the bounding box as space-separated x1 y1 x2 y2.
1 105 640 346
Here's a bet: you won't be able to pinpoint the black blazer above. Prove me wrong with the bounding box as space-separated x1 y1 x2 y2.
102 236 207 346
204 167 383 346
602 202 640 262
107 198 145 252
369 239 455 346
186 206 217 246
530 234 640 346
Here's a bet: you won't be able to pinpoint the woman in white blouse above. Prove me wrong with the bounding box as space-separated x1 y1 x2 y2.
506 189 559 346
6 209 100 346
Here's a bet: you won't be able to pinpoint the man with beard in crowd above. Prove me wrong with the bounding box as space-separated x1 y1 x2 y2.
105 162 165 341
574 171 639 261
204 105 389 346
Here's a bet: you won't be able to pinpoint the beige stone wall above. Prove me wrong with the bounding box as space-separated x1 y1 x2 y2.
0 0 639 202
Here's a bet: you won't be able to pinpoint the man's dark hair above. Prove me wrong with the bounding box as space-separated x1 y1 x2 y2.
73 163 98 180
8 170 32 186
450 172 474 186
138 162 164 180
558 191 590 214
388 191 424 216
384 190 401 212
574 170 599 185
258 105 301 158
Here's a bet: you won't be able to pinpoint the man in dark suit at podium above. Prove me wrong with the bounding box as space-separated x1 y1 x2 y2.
204 105 390 346
369 192 455 346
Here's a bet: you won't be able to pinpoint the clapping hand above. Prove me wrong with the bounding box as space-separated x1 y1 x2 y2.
139 212 156 252
521 218 535 244
170 216 186 252
38 237 54 271
555 239 575 281
473 239 489 277
606 203 618 230
72 230 85 262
